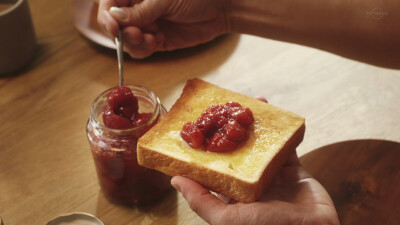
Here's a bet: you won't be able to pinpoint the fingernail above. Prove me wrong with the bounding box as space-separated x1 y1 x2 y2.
109 7 129 22
255 96 268 103
171 179 181 192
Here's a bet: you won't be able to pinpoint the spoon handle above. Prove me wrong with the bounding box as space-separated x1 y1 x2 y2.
115 30 124 87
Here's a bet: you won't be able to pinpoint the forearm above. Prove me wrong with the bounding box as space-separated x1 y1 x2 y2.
227 0 400 68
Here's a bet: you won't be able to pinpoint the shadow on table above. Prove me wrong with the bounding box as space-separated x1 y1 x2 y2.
95 188 178 225
89 33 241 104
89 32 240 65
300 139 400 225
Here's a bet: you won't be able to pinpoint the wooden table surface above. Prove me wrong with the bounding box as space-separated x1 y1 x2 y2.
1 1 400 224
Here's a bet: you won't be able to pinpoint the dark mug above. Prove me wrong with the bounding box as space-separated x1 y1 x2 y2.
0 0 36 75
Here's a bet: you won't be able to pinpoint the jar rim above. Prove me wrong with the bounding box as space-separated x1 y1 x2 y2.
89 84 162 134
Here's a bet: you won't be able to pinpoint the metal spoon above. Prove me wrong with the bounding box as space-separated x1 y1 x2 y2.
115 30 124 87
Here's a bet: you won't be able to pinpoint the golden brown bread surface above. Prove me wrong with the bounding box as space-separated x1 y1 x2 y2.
137 78 305 203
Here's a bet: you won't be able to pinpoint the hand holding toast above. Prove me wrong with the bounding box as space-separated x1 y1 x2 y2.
171 150 340 225
166 93 338 224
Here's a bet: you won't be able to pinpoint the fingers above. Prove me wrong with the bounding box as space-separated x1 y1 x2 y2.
122 26 143 45
109 0 170 27
98 0 131 11
97 0 139 37
255 96 268 103
121 26 165 58
114 0 131 6
98 0 168 56
284 150 313 180
98 0 117 11
284 149 301 166
98 0 120 37
124 33 157 58
98 10 120 37
274 150 312 185
216 193 237 204
171 176 227 224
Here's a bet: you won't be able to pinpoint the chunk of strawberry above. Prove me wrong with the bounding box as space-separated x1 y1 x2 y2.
230 107 254 127
107 86 138 118
196 114 214 137
205 105 229 129
223 120 248 142
132 113 153 127
205 131 237 152
117 105 138 119
102 107 134 129
225 101 242 109
180 122 204 148
180 102 254 152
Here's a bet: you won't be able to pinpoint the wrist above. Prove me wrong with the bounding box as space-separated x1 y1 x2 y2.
224 0 333 45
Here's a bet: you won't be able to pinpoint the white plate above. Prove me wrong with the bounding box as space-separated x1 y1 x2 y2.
47 212 105 225
72 0 115 49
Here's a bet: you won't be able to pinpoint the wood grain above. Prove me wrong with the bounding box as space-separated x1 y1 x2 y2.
300 140 400 225
0 0 400 224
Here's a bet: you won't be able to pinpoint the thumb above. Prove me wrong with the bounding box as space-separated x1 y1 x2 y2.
171 176 227 224
109 0 170 27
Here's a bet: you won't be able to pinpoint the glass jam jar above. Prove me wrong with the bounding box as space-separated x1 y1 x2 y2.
86 85 171 204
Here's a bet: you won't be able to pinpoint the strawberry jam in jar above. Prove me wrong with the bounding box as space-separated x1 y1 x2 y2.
86 85 171 204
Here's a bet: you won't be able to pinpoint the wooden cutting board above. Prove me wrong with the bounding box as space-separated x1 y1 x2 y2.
300 139 400 225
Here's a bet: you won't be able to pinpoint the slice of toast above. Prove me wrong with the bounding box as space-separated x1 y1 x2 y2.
137 78 305 203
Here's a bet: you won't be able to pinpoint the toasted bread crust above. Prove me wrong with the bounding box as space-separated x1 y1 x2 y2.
137 78 305 203
255 123 305 200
